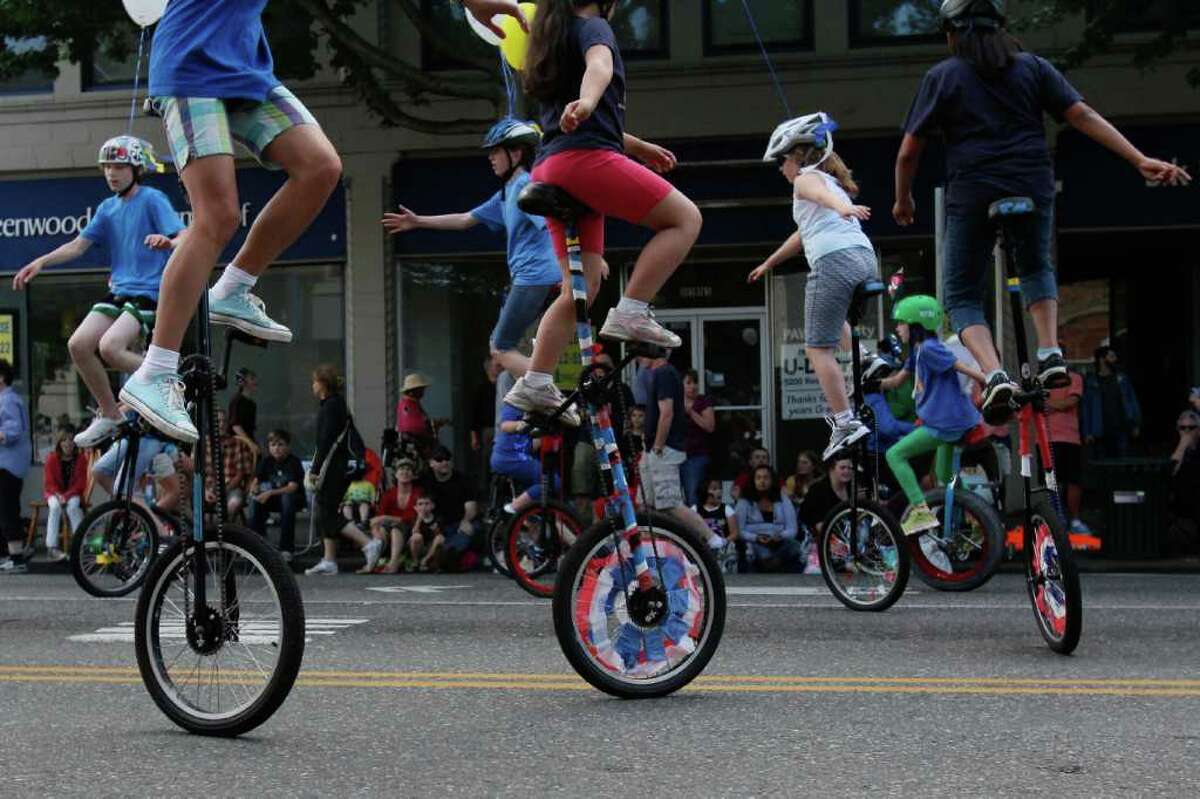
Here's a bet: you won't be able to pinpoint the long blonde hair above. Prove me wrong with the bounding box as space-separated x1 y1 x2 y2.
790 147 859 198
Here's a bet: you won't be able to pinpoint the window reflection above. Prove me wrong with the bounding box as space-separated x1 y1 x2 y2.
851 0 943 45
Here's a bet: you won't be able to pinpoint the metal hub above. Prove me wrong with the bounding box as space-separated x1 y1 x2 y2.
626 585 669 628
185 606 225 655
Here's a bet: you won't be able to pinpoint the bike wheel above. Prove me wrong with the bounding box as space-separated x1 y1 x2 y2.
488 515 513 578
553 513 725 698
909 488 1004 592
70 500 160 598
818 499 909 612
507 500 583 599
134 525 305 736
1024 494 1082 655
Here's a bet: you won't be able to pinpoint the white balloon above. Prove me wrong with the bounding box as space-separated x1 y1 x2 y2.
466 10 503 46
122 0 169 27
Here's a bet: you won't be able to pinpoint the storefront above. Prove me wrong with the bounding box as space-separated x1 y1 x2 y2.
0 169 348 464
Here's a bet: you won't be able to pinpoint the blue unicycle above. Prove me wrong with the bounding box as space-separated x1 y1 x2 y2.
516 182 726 698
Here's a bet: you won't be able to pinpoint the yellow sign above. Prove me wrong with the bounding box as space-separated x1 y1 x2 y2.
555 340 583 391
0 313 14 365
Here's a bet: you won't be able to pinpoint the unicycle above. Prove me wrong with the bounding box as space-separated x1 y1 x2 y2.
132 294 306 736
988 196 1082 655
817 279 910 612
517 181 726 698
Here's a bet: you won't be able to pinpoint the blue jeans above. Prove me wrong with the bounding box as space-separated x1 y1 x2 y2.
680 454 710 507
942 202 1058 333
491 283 557 351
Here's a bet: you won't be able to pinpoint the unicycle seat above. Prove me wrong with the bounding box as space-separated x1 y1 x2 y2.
848 279 886 325
988 196 1035 220
517 182 593 224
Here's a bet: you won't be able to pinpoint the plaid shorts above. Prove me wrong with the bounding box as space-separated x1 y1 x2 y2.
92 292 157 331
151 85 318 172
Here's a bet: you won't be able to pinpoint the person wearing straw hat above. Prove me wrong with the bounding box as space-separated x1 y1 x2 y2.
397 372 444 459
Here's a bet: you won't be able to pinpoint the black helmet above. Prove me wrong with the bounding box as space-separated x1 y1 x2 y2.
940 0 1005 29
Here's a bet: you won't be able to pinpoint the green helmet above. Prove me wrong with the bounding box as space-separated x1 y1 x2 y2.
892 294 944 331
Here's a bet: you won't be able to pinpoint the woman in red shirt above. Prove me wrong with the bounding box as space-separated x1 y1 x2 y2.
43 429 88 561
366 459 423 574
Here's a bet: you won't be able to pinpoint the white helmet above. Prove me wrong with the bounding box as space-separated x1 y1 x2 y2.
98 135 165 174
763 112 839 171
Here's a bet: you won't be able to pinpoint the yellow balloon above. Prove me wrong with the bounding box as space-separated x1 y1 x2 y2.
499 2 539 71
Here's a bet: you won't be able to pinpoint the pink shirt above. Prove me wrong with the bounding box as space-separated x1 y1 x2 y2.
396 396 431 437
1046 372 1083 445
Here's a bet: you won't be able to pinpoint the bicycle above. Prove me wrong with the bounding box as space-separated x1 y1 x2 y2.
70 420 188 598
986 196 1082 654
504 413 584 599
517 181 726 698
131 297 306 736
816 279 911 612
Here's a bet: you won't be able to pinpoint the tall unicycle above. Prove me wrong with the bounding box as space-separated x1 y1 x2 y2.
516 181 725 697
817 279 910 611
133 295 306 736
989 197 1081 654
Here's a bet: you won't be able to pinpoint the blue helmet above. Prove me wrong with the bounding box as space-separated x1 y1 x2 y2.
481 118 542 150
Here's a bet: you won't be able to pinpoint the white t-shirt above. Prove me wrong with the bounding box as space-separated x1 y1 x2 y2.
792 171 873 263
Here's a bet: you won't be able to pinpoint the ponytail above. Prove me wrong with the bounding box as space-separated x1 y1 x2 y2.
524 0 581 101
793 147 860 198
949 28 1024 80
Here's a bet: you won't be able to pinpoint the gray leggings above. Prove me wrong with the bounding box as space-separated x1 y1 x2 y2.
804 246 878 348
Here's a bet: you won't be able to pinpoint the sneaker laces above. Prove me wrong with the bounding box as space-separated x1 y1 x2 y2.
243 292 268 316
156 376 188 415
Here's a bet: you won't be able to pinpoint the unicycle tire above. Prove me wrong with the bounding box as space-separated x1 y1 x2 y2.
1024 494 1082 655
70 500 160 598
506 500 583 599
488 515 513 578
818 499 909 612
908 488 1004 592
134 526 305 736
552 512 725 698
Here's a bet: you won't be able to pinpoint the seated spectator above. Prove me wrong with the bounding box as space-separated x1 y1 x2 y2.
1167 409 1200 556
203 410 256 521
397 373 448 459
247 430 306 560
421 446 480 571
736 465 801 572
340 473 377 531
42 428 88 562
799 454 853 535
408 495 445 572
368 459 423 574
694 477 740 573
732 446 771 501
783 450 822 502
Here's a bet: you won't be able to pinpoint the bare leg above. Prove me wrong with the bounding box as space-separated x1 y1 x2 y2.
528 253 604 374
97 313 146 374
960 324 1002 375
1028 298 1058 350
808 346 849 415
623 190 703 301
151 155 241 351
323 538 337 562
495 349 531 379
68 313 120 418
227 126 342 275
510 492 534 514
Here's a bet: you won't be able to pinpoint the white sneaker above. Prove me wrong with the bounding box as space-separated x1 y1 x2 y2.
304 559 338 576
823 416 870 460
74 413 120 448
599 307 682 348
919 534 953 573
47 548 67 563
361 539 383 572
503 378 581 427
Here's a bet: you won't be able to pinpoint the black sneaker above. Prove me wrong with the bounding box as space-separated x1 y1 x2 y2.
981 371 1018 424
1037 352 1070 389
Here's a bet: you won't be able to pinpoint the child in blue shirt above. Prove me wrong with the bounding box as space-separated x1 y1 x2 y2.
880 295 985 536
489 401 561 515
13 136 185 448
383 119 561 381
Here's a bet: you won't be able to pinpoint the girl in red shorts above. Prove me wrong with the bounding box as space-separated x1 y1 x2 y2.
502 0 703 419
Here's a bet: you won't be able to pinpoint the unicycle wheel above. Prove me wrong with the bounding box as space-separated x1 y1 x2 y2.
818 499 909 612
1024 495 1082 654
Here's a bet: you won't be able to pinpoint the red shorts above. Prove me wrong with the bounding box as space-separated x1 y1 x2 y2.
531 148 674 258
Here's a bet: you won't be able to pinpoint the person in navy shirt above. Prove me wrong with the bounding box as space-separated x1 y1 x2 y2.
13 136 185 448
893 0 1189 422
121 0 343 445
383 119 561 380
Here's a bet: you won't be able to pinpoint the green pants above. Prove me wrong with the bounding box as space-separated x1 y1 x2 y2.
885 427 956 506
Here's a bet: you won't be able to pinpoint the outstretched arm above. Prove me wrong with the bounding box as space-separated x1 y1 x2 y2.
561 45 613 133
461 0 527 38
382 205 478 234
624 133 677 173
1064 102 1191 185
794 173 870 220
13 237 93 289
748 232 804 282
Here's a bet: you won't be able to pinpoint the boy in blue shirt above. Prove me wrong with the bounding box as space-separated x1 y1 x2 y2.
13 136 185 448
893 0 1189 421
383 119 561 383
120 0 343 444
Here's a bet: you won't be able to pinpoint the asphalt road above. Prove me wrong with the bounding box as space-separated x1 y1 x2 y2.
1 569 1198 798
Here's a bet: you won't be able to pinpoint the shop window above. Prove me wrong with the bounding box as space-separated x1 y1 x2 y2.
422 0 667 72
83 25 150 91
704 0 813 55
0 36 54 95
849 0 944 47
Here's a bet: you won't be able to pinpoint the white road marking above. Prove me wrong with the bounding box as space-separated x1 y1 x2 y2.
366 585 473 594
68 617 368 644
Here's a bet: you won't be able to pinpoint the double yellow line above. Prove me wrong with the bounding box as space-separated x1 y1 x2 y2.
3 665 1200 697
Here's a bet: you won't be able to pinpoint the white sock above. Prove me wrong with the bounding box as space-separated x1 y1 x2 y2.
524 371 553 389
211 264 257 300
833 409 854 426
616 297 649 315
133 345 180 382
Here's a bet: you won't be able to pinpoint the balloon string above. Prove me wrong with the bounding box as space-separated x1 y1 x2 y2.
498 50 516 117
739 0 792 117
127 26 148 136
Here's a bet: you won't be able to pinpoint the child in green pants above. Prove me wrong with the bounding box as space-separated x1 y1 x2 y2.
881 295 985 536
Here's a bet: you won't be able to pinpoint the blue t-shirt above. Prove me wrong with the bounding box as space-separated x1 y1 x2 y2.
638 363 687 452
537 16 626 161
904 340 981 440
902 53 1083 214
469 171 562 287
149 0 279 101
80 187 184 300
491 403 535 465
